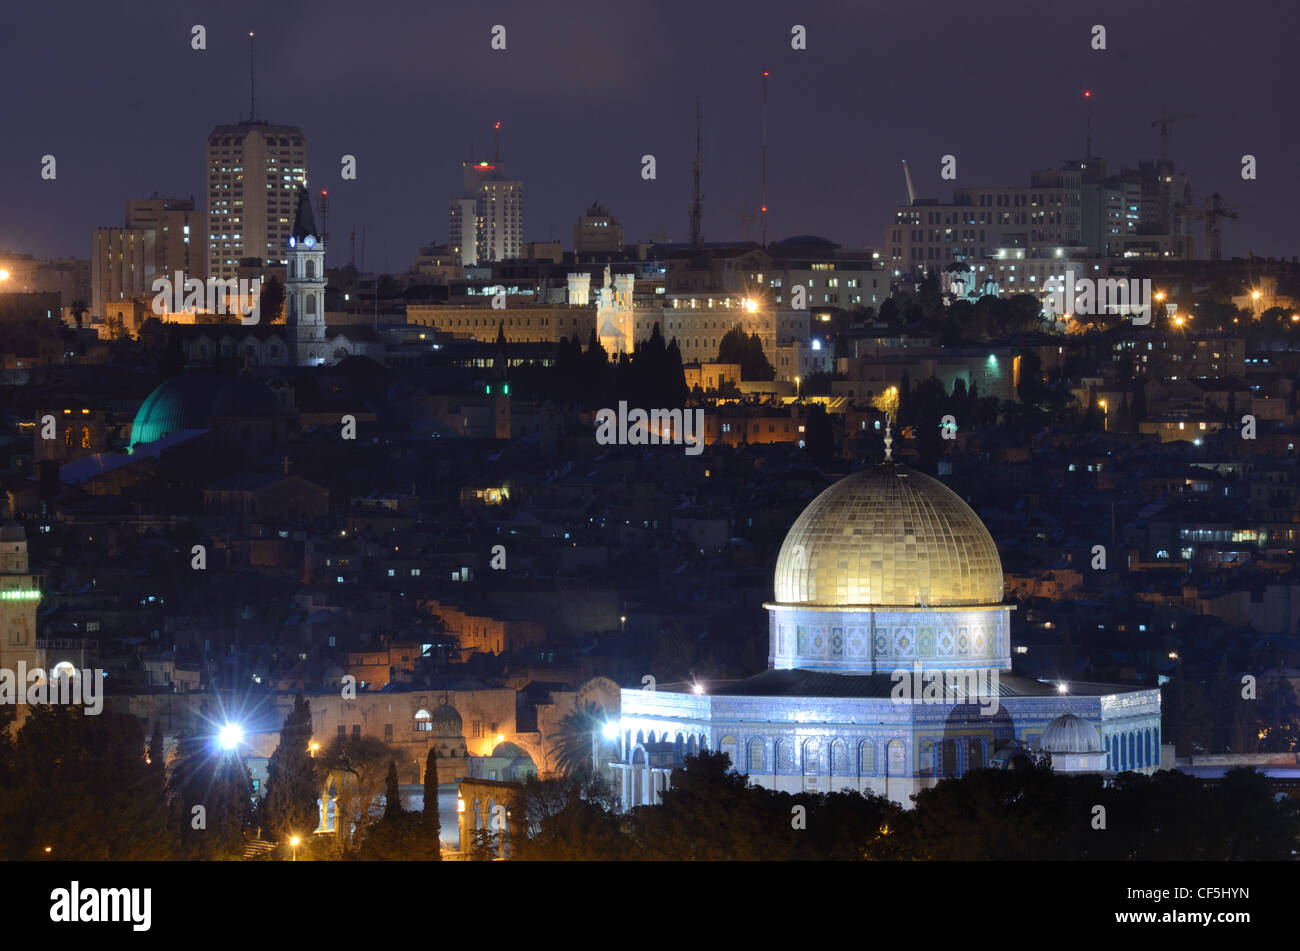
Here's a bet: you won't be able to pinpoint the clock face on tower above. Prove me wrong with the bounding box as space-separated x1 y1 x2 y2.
304 236 316 248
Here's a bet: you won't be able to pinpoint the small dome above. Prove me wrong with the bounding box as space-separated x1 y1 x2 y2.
773 462 1004 608
1041 714 1103 754
129 372 230 449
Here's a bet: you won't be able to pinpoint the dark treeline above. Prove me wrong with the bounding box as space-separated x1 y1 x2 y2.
512 323 689 409
513 751 1299 861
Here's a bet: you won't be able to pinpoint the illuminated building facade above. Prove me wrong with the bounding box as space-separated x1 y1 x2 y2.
612 456 1162 809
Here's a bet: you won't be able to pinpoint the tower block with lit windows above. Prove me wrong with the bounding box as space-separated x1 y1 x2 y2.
285 186 326 366
0 522 41 731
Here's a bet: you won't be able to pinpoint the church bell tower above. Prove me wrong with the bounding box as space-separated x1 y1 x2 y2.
286 185 327 366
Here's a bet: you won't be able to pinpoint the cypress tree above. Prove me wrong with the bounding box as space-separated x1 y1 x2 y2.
383 760 404 821
147 720 166 777
423 747 442 860
262 693 318 844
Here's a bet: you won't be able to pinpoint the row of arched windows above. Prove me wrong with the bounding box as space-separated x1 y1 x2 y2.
1106 727 1158 771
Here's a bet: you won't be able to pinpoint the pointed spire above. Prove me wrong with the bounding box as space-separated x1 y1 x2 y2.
290 185 318 242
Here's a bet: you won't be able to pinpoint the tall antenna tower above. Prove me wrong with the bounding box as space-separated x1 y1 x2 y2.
761 71 768 247
247 32 256 121
1083 89 1093 159
688 99 703 249
319 189 329 247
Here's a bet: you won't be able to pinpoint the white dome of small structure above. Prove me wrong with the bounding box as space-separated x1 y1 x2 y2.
1041 713 1103 754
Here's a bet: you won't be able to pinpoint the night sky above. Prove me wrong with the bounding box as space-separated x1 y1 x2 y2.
2 0 1295 268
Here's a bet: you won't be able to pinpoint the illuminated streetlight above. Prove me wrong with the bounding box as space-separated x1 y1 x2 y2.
289 835 300 861
1056 683 1069 694
692 683 705 695
0 269 9 281
218 722 244 750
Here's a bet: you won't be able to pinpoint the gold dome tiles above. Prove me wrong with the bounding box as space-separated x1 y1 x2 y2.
773 463 1004 608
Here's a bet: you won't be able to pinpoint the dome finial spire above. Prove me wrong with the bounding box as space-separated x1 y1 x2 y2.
883 414 893 461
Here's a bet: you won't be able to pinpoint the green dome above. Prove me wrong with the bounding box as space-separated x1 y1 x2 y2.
128 373 230 450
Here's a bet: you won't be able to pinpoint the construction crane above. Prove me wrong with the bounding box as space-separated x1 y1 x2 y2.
901 160 916 206
1177 193 1240 262
1152 105 1195 169
722 207 755 243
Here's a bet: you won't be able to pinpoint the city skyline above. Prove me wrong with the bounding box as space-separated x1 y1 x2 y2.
1 0 1295 267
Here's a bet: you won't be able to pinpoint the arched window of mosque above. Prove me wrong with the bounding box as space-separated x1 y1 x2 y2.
64 427 72 447
80 427 91 449
775 738 794 774
802 739 822 774
941 739 960 777
886 740 905 776
414 709 432 732
969 739 986 771
746 738 765 773
858 742 875 776
831 740 849 775
719 735 738 770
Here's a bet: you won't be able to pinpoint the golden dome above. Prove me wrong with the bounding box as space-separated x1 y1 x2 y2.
772 463 1004 608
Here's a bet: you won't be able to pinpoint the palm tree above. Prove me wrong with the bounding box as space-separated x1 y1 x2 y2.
69 300 89 328
545 701 609 780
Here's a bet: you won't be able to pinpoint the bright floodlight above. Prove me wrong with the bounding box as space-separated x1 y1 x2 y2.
218 722 244 750
602 721 619 740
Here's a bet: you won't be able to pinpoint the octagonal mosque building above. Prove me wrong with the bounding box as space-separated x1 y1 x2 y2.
611 450 1161 809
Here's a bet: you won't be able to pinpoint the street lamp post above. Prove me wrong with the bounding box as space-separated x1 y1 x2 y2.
290 835 300 861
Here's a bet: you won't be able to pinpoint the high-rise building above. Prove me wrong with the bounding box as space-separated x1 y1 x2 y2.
573 202 624 253
449 196 480 267
91 198 209 317
448 152 523 266
127 197 206 284
90 228 154 318
206 122 308 282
